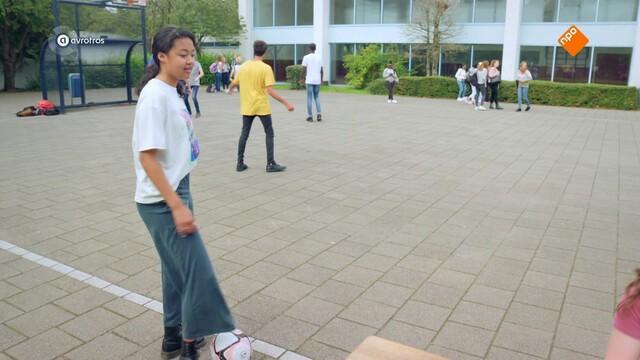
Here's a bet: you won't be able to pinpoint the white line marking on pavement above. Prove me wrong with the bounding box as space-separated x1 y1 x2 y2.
1 240 313 360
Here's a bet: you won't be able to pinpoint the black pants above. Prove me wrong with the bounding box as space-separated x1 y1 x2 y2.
489 82 500 106
238 115 274 165
386 81 395 100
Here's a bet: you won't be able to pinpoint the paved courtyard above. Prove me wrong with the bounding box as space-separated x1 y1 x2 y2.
1 88 639 360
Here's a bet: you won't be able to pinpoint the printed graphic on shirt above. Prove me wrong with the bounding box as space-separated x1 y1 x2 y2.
180 109 200 162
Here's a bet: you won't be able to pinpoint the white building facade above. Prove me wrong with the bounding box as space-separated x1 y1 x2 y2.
238 0 640 87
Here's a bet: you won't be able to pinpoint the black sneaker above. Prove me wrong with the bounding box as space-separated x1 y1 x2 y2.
317 114 322 122
516 108 522 112
236 163 248 172
306 116 313 122
196 112 201 118
179 340 200 360
496 106 503 110
525 106 531 111
161 326 182 359
266 163 287 172
489 104 494 109
162 327 205 360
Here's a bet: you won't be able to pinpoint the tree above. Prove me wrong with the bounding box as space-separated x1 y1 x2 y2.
344 45 408 89
407 0 459 76
147 0 244 52
0 0 53 91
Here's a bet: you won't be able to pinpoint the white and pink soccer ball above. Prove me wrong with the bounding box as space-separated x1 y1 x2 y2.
209 329 252 360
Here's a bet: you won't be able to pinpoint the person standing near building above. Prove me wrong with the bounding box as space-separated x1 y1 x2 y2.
227 40 294 173
301 43 323 122
455 64 467 101
474 61 488 111
488 59 503 110
516 61 533 112
214 56 224 93
383 63 399 104
230 55 243 92
222 58 231 90
186 59 204 118
466 64 477 105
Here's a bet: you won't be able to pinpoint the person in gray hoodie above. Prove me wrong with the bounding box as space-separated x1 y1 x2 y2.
473 61 488 111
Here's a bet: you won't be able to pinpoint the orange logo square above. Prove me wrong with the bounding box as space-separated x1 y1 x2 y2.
558 25 589 56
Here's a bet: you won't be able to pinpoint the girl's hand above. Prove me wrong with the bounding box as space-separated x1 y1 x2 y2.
172 204 197 237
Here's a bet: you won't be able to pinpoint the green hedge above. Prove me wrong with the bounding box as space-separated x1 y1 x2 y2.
367 76 639 111
286 65 305 90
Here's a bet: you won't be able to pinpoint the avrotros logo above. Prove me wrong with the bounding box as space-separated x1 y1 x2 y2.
55 33 105 47
558 25 589 56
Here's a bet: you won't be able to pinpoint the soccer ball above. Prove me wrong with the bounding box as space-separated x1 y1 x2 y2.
209 330 252 360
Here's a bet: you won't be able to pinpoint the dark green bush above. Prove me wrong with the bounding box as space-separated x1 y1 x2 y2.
344 44 408 89
286 65 305 90
367 76 639 110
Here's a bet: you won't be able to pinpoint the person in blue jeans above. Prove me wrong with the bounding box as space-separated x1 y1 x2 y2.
454 64 467 101
301 43 323 122
516 61 533 112
214 56 224 93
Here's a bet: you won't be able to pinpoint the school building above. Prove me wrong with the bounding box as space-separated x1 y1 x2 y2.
237 0 640 87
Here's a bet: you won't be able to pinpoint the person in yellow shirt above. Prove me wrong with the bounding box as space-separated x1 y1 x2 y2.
227 40 294 172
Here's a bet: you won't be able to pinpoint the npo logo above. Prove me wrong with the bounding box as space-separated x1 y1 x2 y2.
558 25 589 56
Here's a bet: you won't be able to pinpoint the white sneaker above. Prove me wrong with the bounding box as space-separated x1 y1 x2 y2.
479 106 487 111
474 106 479 111
387 100 392 103
392 100 398 104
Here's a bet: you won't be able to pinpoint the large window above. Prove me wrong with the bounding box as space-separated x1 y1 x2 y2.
441 45 472 76
598 0 638 22
444 0 473 22
275 0 295 26
522 0 558 22
558 0 596 22
592 47 632 85
265 45 295 81
332 0 355 24
355 0 382 23
331 44 355 83
297 0 314 25
255 0 274 26
472 44 503 66
474 0 506 22
383 0 410 23
523 0 637 22
554 47 591 83
256 0 313 26
520 46 554 80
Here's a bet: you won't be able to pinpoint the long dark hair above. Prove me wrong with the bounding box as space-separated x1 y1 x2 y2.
618 268 640 312
136 26 197 95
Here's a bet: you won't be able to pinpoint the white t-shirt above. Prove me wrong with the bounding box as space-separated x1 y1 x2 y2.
302 53 322 85
132 78 200 204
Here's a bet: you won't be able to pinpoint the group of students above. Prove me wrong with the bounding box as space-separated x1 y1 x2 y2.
132 25 640 360
455 60 533 112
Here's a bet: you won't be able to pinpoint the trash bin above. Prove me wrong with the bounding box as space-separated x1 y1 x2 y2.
68 73 84 105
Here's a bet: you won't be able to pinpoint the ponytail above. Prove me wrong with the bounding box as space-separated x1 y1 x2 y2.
617 268 640 312
136 62 160 95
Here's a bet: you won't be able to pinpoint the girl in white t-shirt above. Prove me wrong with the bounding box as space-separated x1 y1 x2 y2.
133 26 236 360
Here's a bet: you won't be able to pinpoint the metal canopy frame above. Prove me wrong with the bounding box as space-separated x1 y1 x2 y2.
40 0 148 112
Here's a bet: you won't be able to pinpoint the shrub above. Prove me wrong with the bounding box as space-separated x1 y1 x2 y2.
286 65 305 90
344 45 408 89
367 76 639 110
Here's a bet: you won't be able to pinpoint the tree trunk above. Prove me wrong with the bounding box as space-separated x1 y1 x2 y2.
3 61 17 91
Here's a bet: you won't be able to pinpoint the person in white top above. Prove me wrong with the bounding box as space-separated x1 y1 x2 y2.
132 26 237 360
454 64 467 101
383 63 400 103
516 61 533 112
301 43 323 122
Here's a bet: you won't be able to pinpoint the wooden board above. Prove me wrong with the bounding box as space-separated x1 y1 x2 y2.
347 336 448 360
